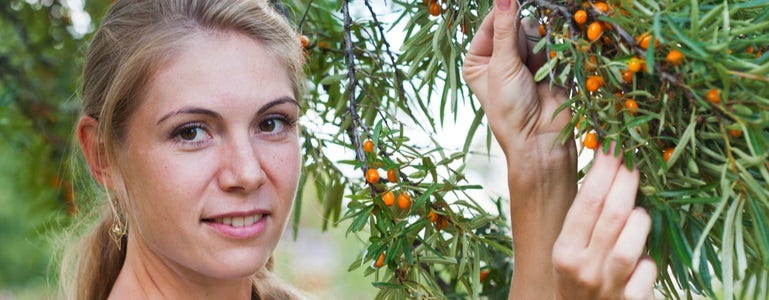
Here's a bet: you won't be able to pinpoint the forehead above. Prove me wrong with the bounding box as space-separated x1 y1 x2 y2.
142 31 293 113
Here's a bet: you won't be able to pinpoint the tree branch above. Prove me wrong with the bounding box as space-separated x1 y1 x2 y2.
342 0 377 197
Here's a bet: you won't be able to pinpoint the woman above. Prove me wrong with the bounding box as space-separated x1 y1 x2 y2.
63 0 305 299
63 0 655 299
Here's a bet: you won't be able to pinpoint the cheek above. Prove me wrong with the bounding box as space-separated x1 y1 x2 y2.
264 143 301 202
121 149 214 226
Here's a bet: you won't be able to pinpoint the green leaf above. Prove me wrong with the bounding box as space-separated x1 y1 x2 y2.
534 57 557 82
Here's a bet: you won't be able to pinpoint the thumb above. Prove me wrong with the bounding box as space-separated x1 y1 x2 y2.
491 0 525 70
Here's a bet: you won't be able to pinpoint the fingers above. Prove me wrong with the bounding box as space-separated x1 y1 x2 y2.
557 145 623 248
588 166 639 254
552 145 656 298
490 0 524 72
466 7 495 57
606 207 652 288
623 256 658 300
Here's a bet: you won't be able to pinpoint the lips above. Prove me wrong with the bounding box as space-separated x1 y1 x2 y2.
202 211 270 239
210 214 263 227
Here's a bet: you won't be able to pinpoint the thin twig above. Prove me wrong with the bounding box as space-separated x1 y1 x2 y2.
297 0 314 30
362 0 408 107
342 0 377 197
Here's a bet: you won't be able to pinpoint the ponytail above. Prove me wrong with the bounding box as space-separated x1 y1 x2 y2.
59 205 126 300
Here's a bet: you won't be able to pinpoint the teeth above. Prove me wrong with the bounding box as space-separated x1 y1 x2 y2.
212 214 263 227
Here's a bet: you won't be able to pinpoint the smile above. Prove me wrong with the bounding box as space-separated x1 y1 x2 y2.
211 214 263 227
202 212 269 239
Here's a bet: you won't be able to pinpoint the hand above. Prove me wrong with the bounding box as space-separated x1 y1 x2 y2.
462 0 571 160
553 147 657 300
462 0 576 228
461 0 578 298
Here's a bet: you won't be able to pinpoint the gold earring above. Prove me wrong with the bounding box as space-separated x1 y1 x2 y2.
110 217 126 250
108 199 127 250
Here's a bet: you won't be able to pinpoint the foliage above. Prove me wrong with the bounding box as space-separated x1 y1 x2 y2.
2 0 768 299
0 0 109 290
526 1 769 298
291 0 769 298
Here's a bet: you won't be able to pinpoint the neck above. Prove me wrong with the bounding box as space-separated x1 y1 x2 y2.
109 234 253 300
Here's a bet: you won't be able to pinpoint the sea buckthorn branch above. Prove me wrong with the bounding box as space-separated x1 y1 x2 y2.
522 2 769 297
341 0 377 197
585 4 739 141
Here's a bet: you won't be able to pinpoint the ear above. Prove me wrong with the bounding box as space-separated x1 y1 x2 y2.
77 116 114 188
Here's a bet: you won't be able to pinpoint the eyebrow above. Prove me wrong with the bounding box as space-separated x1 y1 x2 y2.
156 97 300 125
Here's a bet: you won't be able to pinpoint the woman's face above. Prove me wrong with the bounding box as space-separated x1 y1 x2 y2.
117 31 299 280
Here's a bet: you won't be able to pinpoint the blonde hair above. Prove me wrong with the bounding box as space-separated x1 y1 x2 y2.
60 1 305 299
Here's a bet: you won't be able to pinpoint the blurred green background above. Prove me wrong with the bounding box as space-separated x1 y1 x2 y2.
0 1 376 298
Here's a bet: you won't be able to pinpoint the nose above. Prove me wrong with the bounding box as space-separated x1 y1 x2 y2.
217 137 266 193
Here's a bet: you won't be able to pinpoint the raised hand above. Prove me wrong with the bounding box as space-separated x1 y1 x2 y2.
553 147 657 300
462 1 577 297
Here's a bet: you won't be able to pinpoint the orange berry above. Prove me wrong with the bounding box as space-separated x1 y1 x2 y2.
317 40 330 49
366 168 380 184
583 132 599 149
574 10 588 25
594 2 609 13
706 88 721 104
663 147 675 162
729 128 742 138
587 22 603 41
429 1 441 16
666 49 685 66
382 191 395 206
387 168 398 183
747 46 755 54
627 57 643 73
624 99 639 114
538 23 546 36
549 50 557 59
299 35 309 49
637 33 658 50
480 269 490 282
429 209 439 223
397 192 412 210
621 70 634 83
375 252 385 268
585 75 604 92
363 139 375 153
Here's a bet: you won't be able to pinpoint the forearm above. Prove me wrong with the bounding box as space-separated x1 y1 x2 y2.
504 144 577 299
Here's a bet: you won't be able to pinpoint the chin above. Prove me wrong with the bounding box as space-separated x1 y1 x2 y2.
201 247 273 279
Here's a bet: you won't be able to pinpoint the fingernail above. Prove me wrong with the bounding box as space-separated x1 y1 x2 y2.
496 0 511 11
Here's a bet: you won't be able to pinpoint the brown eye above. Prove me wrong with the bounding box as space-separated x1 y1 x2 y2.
259 119 276 132
179 127 200 140
258 117 287 133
